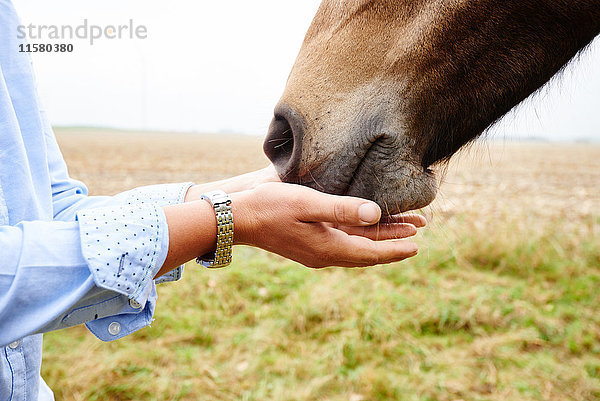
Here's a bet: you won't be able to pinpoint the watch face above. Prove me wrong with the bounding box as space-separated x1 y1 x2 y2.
203 190 230 206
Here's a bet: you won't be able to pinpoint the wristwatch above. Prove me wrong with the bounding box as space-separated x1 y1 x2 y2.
196 190 234 268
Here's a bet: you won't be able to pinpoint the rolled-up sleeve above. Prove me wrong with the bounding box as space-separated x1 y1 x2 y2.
77 203 170 305
0 181 194 346
110 183 193 284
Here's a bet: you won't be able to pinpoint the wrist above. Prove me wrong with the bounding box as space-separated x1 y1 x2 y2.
185 187 256 245
196 190 235 268
230 190 258 246
184 185 203 203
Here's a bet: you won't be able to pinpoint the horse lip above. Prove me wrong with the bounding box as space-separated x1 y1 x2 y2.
341 137 381 196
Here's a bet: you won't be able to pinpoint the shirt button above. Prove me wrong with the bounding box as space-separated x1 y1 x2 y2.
108 322 121 336
129 299 142 309
8 341 19 349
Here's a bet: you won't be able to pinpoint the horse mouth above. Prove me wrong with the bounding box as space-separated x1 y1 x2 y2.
299 137 438 214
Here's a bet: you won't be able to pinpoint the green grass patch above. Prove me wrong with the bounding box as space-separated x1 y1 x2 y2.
42 214 600 400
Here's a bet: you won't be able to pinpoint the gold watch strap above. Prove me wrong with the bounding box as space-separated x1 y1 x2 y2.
196 190 233 268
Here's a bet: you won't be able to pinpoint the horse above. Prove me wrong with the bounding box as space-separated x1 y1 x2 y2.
263 0 600 214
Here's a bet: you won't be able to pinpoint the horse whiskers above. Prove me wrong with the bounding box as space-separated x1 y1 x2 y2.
307 169 325 191
382 199 392 219
272 138 293 150
267 131 292 143
279 169 294 182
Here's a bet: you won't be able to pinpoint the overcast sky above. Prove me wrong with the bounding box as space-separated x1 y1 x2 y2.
13 0 600 140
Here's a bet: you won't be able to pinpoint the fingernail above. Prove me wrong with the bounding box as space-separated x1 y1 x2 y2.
359 203 380 224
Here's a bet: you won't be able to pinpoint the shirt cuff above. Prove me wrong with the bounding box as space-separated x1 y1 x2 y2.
114 182 193 285
77 202 170 305
113 182 194 207
85 285 158 342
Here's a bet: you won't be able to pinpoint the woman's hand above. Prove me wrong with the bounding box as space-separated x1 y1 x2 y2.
231 183 426 268
160 181 425 277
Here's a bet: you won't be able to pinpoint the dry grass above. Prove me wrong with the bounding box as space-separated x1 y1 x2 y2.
43 128 600 401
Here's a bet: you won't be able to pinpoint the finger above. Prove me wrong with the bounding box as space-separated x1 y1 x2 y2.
312 229 418 268
297 190 382 226
380 214 427 228
341 235 418 267
338 223 418 240
259 164 281 183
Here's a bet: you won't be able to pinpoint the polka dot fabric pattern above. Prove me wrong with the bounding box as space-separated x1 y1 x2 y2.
113 183 193 209
76 182 193 304
113 183 194 284
77 203 168 305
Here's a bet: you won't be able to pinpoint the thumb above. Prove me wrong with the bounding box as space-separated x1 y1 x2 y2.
300 191 382 226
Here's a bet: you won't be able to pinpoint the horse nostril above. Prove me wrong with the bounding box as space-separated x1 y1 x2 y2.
264 115 294 167
263 104 305 182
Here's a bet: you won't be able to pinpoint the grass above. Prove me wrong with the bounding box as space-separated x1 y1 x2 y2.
42 213 600 401
43 132 600 400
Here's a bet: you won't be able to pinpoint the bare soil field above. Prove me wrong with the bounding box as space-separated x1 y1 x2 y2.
56 128 600 222
55 129 270 195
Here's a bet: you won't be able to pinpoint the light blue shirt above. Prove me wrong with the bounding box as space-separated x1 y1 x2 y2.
0 1 192 399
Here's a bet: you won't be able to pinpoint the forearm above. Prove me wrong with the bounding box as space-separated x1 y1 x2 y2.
184 165 278 202
158 200 217 276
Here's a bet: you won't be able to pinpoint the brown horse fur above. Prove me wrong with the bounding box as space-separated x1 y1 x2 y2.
264 0 600 213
